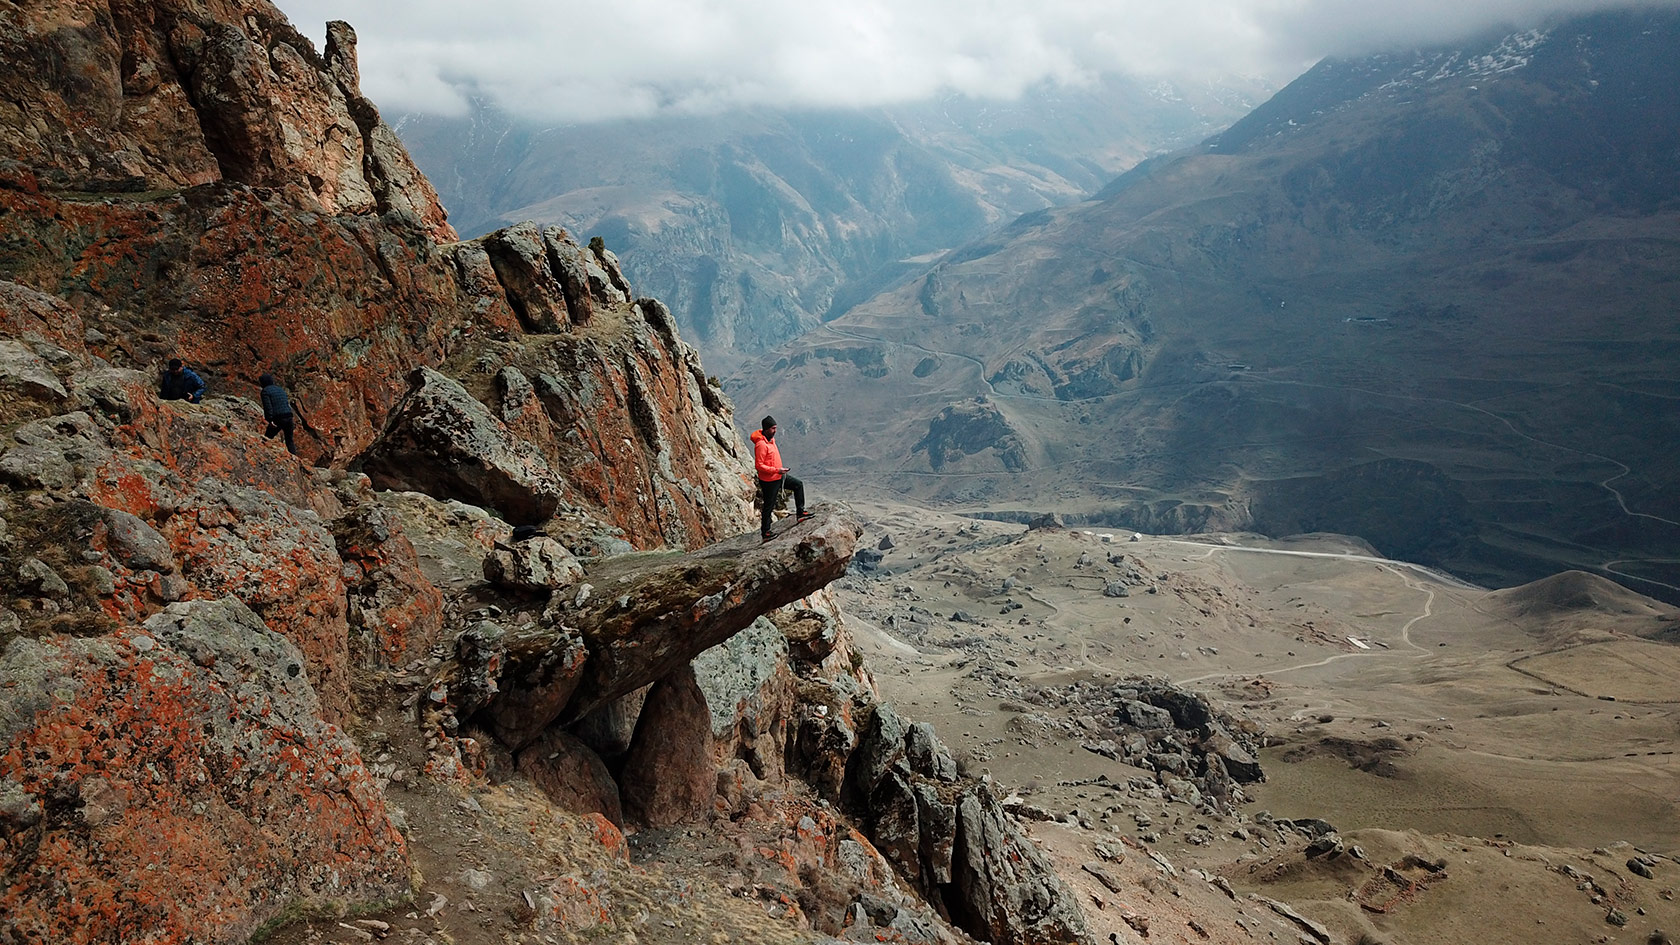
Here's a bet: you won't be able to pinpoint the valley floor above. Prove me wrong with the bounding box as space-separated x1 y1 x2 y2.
832 495 1680 945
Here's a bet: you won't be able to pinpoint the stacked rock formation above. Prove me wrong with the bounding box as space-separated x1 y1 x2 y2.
0 2 1095 944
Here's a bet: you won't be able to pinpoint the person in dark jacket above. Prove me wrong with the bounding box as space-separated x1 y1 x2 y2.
160 358 205 403
258 373 297 454
750 415 810 541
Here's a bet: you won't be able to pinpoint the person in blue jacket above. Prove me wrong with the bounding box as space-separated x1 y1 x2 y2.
258 373 298 454
159 358 205 403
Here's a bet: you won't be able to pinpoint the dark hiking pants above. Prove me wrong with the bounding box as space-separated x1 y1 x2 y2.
265 413 297 454
759 475 805 537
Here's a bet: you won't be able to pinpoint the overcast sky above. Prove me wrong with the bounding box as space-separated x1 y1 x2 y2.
274 0 1680 123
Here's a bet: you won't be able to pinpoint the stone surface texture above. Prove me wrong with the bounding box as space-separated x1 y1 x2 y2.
0 598 406 945
363 367 566 524
619 663 717 827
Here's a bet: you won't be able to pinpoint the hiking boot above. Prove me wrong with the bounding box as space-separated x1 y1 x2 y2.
796 511 814 522
761 532 774 543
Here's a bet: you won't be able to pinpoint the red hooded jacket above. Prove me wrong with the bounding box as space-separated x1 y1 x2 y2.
750 429 785 482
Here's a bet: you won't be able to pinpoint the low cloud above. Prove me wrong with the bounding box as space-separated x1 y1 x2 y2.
274 0 1680 122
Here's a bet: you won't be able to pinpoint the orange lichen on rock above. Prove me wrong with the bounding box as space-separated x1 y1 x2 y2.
586 811 630 863
333 502 446 667
0 602 408 945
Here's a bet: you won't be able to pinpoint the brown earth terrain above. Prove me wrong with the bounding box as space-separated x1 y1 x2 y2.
824 492 1680 945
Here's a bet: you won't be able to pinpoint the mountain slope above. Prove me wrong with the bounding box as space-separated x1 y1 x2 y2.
394 77 1267 366
738 9 1680 597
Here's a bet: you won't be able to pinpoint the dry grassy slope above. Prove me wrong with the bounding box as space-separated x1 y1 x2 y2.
737 9 1680 600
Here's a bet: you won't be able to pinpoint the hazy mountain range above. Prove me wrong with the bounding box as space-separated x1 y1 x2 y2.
738 8 1680 598
395 76 1270 368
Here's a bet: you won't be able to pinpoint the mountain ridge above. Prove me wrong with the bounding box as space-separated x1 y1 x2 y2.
739 7 1680 599
394 77 1270 364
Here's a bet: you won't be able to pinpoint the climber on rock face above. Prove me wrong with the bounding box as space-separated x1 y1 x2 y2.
258 373 298 454
751 415 810 542
160 358 205 403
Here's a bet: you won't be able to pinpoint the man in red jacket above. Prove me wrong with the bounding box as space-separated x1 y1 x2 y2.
750 415 811 541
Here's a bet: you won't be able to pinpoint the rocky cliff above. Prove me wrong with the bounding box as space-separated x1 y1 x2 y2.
0 3 1091 944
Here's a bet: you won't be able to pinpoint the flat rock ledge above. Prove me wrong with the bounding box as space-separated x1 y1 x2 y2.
484 505 862 745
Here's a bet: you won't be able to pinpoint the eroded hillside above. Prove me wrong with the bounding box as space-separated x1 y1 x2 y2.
393 78 1267 366
740 9 1680 600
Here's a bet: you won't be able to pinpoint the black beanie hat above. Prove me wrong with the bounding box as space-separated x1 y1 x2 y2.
761 415 776 432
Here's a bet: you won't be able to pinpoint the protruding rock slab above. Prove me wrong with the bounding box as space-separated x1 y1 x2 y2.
550 506 861 722
0 598 408 945
363 367 563 524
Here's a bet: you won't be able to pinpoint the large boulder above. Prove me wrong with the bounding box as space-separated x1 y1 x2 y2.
482 223 572 333
0 339 68 407
541 228 596 326
362 367 565 524
619 664 715 827
0 598 408 945
518 728 623 826
0 401 359 720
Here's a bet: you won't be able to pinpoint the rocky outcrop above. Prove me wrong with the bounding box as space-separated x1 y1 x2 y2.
976 676 1265 808
806 701 1093 945
487 301 754 550
0 1 481 468
0 2 452 237
0 372 366 719
482 222 574 333
363 367 565 524
0 598 407 945
458 506 860 748
913 398 1029 473
950 784 1090 945
479 623 588 750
